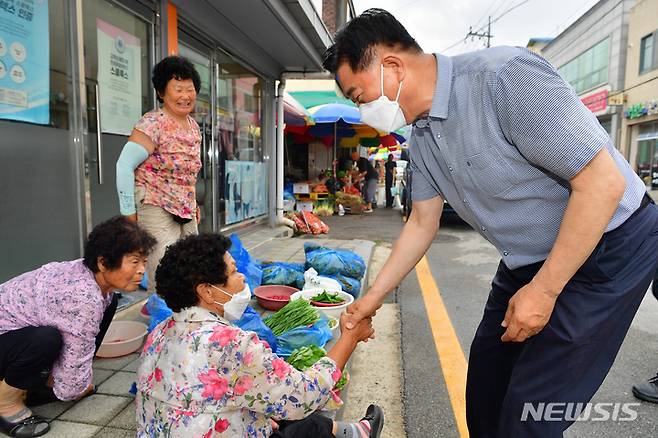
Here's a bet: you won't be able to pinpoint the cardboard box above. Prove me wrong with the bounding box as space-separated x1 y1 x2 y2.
295 201 314 212
293 183 310 194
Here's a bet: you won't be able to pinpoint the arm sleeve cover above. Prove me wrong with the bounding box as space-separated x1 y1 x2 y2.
116 141 149 215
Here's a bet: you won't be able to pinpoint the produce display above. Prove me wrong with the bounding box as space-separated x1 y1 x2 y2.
263 298 320 336
286 344 348 391
310 291 345 304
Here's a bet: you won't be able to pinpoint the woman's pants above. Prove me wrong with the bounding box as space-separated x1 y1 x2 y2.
135 186 198 293
0 293 118 391
270 412 335 438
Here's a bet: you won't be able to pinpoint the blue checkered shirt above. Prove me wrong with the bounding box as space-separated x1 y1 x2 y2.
409 47 645 269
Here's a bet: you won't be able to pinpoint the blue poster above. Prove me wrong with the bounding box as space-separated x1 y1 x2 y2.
0 0 49 124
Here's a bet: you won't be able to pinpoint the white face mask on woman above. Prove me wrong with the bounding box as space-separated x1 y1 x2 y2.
358 64 407 133
211 284 251 321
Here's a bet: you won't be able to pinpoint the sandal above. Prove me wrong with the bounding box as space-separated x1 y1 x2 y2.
0 414 50 438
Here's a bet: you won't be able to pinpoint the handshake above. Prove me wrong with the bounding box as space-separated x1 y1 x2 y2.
337 292 385 344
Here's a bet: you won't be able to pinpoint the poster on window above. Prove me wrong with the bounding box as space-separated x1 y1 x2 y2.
0 0 49 124
96 19 141 135
225 161 268 225
253 162 267 217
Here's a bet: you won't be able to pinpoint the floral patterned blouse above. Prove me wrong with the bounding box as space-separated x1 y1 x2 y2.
134 109 202 219
136 306 342 437
0 259 113 401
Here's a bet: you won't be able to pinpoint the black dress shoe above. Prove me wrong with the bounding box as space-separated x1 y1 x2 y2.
632 374 658 403
360 404 384 438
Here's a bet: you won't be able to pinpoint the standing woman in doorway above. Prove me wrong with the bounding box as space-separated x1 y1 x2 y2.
115 56 202 293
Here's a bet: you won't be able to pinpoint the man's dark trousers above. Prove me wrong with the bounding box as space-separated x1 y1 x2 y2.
466 200 658 437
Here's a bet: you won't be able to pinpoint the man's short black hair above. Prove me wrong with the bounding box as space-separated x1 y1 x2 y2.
152 56 201 103
323 8 422 74
83 216 156 273
155 234 232 312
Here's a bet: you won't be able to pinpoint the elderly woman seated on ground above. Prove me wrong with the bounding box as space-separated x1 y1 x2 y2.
0 216 156 438
136 234 384 438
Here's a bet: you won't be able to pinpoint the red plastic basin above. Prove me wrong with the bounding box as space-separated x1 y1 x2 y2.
254 285 299 311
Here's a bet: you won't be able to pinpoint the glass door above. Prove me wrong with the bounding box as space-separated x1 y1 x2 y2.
82 0 154 226
178 38 215 233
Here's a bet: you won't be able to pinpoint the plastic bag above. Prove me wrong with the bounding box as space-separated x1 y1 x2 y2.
326 274 361 298
234 306 278 352
261 262 305 289
145 293 173 332
304 243 366 280
229 234 263 294
302 268 342 292
275 317 333 357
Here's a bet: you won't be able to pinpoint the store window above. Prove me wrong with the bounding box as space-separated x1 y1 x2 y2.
217 51 267 225
636 122 658 189
559 38 609 94
0 0 70 128
640 32 657 75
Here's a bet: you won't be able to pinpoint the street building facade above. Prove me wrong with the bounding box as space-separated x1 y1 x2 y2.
620 0 658 188
0 0 336 282
541 0 636 147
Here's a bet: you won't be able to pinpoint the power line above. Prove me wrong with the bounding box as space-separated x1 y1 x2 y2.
473 0 506 29
441 0 535 53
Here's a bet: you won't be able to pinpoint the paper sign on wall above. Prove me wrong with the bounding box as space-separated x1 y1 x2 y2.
96 18 141 135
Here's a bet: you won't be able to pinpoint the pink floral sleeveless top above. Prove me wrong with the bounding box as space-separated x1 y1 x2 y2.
134 109 202 219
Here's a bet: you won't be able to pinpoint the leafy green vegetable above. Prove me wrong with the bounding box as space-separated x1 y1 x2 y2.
286 344 349 391
286 345 327 370
311 291 345 304
263 298 320 336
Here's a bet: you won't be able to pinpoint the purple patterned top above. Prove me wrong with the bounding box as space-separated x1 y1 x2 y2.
0 259 113 401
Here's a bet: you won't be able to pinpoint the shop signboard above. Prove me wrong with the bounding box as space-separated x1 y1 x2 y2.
581 89 608 114
0 0 49 124
96 18 141 135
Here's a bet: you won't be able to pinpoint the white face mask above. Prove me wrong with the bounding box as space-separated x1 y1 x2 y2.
211 284 251 321
358 64 407 133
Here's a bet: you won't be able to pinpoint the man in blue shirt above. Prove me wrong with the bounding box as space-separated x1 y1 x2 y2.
325 9 658 437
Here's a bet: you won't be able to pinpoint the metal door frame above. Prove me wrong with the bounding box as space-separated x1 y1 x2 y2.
70 0 158 246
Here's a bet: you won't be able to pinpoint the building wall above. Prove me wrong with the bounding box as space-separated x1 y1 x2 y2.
542 0 636 147
621 0 658 172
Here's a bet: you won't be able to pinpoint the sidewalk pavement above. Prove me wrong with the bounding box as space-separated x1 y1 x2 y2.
24 218 406 437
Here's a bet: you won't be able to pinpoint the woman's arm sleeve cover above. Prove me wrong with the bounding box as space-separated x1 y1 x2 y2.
116 141 149 215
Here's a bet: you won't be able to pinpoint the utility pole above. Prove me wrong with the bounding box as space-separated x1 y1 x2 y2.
467 16 493 48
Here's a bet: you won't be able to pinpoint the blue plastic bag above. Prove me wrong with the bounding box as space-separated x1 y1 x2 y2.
304 243 366 280
275 317 333 357
145 293 173 332
327 274 362 298
229 234 263 294
234 306 278 352
261 262 305 289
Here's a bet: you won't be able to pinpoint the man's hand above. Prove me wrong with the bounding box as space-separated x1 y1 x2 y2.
345 292 384 329
501 281 558 342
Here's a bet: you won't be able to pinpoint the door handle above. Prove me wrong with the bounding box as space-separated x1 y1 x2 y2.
95 83 104 184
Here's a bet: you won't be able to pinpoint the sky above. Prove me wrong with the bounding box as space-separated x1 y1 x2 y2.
332 0 601 55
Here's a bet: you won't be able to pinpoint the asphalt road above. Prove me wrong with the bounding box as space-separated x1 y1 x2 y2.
327 208 658 437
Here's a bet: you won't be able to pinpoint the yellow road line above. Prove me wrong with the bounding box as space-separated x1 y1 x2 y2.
415 255 470 438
